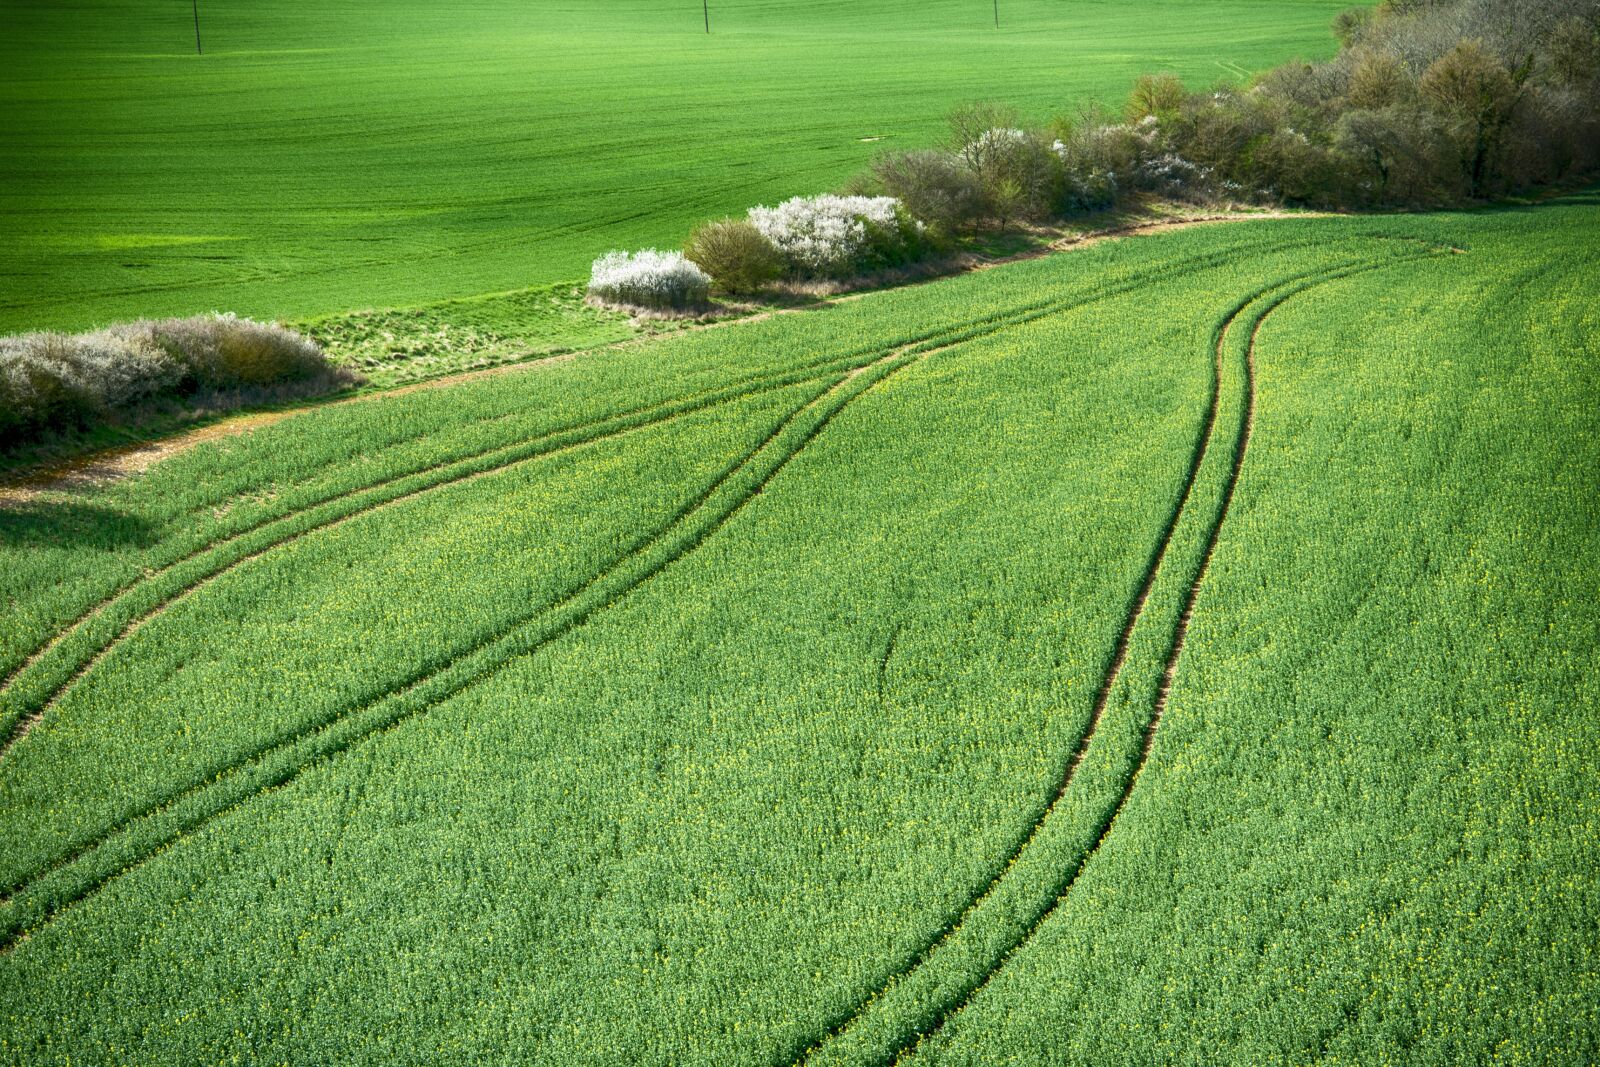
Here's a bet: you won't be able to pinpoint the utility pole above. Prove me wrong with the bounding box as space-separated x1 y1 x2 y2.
703 0 710 33
192 0 203 54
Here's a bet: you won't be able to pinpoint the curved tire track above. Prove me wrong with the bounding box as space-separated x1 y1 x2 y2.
790 250 1444 1067
0 357 875 947
876 254 1444 1067
0 312 1006 950
0 238 1316 765
0 240 1438 950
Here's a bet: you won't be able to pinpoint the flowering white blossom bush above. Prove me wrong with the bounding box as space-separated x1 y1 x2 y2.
588 249 710 310
746 195 907 277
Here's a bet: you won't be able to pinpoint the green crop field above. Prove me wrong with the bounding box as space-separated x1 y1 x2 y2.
0 0 1353 334
1 195 1597 1062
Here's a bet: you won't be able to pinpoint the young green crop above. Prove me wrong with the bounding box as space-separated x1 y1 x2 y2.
899 201 1600 1065
0 225 1344 741
0 202 1595 1064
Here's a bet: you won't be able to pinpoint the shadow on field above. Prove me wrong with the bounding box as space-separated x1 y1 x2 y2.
0 499 153 549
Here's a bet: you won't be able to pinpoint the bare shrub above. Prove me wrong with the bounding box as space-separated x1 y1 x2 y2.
846 0 1598 220
984 130 1064 223
947 102 1021 185
0 314 343 448
1548 17 1600 87
871 150 985 233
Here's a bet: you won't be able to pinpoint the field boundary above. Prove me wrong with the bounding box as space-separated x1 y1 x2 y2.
0 239 1454 956
0 209 1326 505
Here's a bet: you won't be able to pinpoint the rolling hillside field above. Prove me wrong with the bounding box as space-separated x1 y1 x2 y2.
0 0 1353 333
1 199 1596 1062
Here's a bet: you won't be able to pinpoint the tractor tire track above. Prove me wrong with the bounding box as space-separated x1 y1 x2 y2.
0 364 846 764
788 250 1443 1067
0 239 1312 766
0 279 1123 901
0 373 836 910
0 240 1437 947
0 313 1053 760
788 269 1263 1067
0 322 974 951
878 254 1443 1067
0 346 912 711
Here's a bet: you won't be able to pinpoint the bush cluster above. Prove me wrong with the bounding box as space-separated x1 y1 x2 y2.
868 104 1071 231
587 249 711 310
598 0 1595 312
1103 0 1600 208
608 196 934 302
0 314 345 447
865 0 1599 219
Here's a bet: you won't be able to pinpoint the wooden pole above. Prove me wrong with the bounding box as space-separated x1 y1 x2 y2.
193 0 203 54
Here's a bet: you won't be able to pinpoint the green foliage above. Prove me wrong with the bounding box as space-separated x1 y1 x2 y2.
1125 73 1187 124
684 219 784 295
857 205 939 270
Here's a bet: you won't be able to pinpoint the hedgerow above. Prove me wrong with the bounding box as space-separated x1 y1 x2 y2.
853 0 1599 223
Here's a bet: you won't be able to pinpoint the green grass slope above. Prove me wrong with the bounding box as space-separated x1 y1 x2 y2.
0 199 1595 1063
0 0 1351 333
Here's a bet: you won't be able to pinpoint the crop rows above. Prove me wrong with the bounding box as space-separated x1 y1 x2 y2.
3 230 1452 764
3 205 1593 1064
0 238 1304 946
789 250 1445 1066
896 203 1598 1065
0 230 1359 764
